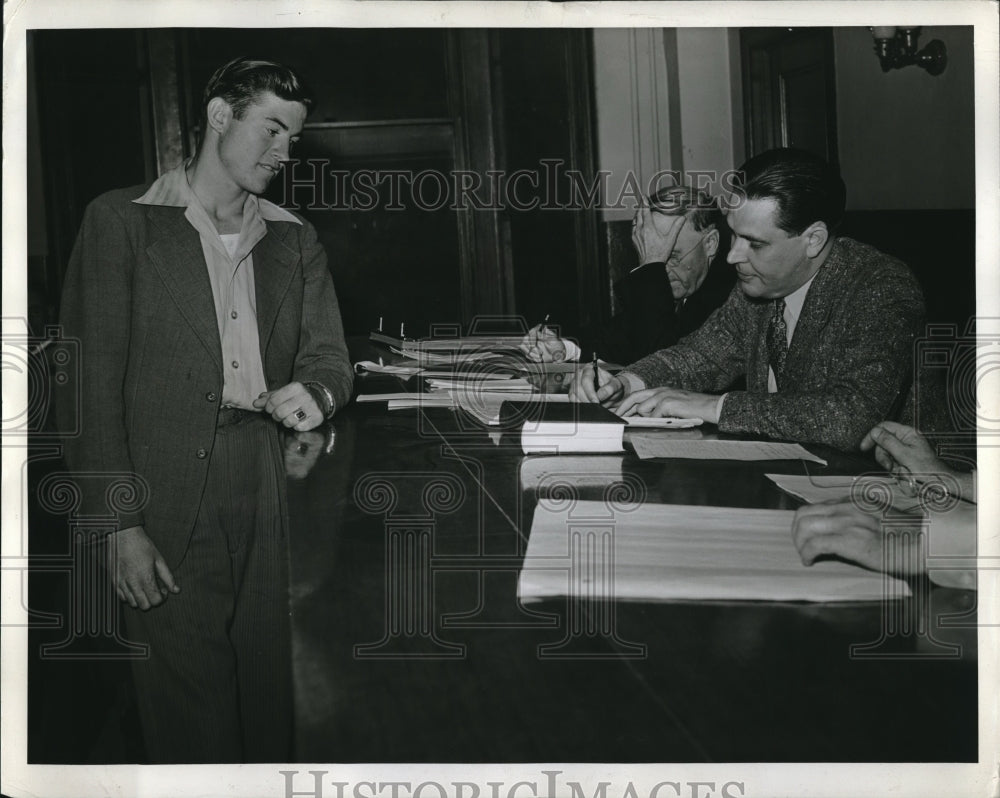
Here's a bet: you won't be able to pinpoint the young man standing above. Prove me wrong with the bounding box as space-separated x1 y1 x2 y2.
58 57 353 762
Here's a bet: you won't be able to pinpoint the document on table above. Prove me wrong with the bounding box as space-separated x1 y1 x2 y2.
421 370 517 379
518 501 910 603
765 474 923 513
390 346 503 365
630 436 827 464
428 377 534 392
353 360 424 376
356 392 426 402
388 396 455 410
357 392 455 408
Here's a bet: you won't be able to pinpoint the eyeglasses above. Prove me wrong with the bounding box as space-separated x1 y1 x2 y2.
666 234 710 268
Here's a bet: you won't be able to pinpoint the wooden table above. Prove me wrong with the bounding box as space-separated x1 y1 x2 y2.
284 366 978 763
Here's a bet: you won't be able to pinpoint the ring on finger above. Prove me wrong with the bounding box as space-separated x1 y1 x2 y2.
294 408 307 421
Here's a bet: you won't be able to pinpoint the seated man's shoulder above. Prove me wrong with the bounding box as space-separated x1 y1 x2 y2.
835 236 910 273
833 236 921 291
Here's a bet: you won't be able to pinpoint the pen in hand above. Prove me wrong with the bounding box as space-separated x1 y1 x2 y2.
592 352 600 395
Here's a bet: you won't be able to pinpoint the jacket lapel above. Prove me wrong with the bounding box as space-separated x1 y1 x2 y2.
784 240 840 386
252 222 299 353
144 206 223 372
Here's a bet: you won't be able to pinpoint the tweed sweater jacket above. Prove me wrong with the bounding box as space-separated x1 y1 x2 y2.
624 237 925 451
58 184 354 565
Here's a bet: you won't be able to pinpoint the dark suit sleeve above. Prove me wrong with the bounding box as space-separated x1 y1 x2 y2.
291 220 354 413
575 263 681 364
719 268 924 451
58 195 146 530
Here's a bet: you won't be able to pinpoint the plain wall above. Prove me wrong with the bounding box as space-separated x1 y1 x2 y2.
834 26 975 210
675 28 742 177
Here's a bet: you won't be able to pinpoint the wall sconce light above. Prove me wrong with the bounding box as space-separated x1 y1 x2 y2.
870 26 947 75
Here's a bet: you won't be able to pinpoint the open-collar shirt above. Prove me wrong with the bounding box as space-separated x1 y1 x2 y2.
133 163 301 409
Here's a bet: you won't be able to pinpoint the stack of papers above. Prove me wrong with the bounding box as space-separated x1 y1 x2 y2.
452 391 568 426
354 360 424 376
390 346 502 365
518 501 911 603
427 377 533 392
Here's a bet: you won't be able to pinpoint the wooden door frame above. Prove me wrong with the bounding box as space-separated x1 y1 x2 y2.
740 27 839 165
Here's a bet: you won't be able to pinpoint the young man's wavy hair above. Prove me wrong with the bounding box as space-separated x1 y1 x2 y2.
198 56 313 145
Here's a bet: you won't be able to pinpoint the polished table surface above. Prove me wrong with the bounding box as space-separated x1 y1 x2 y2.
283 352 978 763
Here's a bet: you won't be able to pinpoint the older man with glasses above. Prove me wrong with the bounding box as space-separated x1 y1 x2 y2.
520 185 735 366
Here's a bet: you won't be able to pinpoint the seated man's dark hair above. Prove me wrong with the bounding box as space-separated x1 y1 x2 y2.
200 56 314 132
733 148 846 235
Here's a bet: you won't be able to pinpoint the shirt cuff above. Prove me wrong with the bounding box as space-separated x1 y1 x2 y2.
715 393 729 421
618 371 646 394
562 339 582 362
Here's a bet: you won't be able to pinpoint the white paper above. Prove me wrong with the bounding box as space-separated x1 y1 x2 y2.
630 437 827 464
765 473 924 513
353 360 424 376
452 391 570 426
519 501 911 603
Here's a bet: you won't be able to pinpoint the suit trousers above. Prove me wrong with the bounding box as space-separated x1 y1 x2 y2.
124 411 292 763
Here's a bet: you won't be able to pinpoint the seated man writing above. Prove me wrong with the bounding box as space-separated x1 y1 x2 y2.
520 185 734 365
570 147 925 452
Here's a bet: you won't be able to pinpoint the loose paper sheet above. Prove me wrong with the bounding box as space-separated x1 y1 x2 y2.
519 501 910 602
765 474 924 513
356 392 430 402
630 436 827 464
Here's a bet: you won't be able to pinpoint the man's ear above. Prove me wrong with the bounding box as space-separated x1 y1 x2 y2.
702 227 720 260
205 96 232 135
802 221 829 258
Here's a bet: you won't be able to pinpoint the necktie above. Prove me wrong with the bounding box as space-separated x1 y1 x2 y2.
767 298 788 389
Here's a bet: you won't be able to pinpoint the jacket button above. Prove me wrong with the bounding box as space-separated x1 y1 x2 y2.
206 392 217 402
196 448 208 459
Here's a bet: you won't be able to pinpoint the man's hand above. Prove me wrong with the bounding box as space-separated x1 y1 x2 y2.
568 363 624 406
520 324 569 363
632 208 686 267
253 381 323 431
615 387 719 423
791 500 925 576
861 421 947 477
861 420 975 503
108 526 179 610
